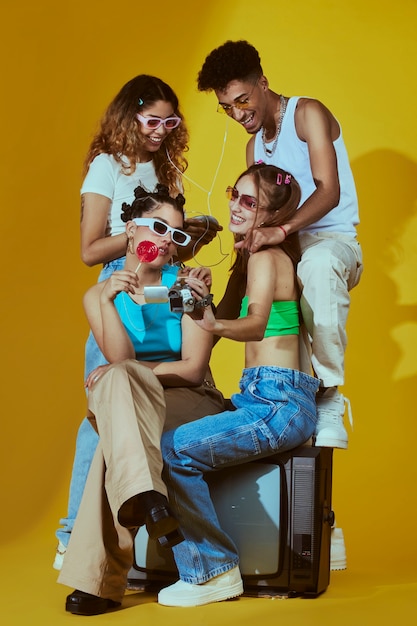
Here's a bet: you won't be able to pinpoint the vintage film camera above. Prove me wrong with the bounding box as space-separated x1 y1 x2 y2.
144 277 213 314
144 277 195 313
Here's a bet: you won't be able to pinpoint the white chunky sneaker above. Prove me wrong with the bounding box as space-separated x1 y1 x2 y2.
315 387 353 449
53 540 66 571
330 526 347 571
158 566 243 607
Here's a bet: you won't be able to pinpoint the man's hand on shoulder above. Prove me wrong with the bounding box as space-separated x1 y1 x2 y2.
234 226 285 254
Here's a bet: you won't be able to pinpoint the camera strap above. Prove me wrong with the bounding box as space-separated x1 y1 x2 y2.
194 294 214 309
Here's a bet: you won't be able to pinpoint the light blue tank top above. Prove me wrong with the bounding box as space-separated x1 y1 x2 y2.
114 264 182 361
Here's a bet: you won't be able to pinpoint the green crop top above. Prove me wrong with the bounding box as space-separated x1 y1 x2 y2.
239 296 300 337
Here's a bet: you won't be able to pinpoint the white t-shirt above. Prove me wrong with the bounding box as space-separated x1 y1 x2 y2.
80 153 159 236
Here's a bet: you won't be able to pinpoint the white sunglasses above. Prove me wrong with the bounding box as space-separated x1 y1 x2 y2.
133 218 191 247
136 114 181 130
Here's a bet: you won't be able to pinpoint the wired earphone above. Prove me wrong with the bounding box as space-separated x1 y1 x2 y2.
165 119 231 266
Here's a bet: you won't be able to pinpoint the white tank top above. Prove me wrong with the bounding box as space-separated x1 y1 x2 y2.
254 97 359 236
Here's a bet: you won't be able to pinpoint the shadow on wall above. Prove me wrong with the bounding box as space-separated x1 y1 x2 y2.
348 148 417 391
341 148 417 567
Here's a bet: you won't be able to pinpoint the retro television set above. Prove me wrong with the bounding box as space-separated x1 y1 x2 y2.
127 445 334 598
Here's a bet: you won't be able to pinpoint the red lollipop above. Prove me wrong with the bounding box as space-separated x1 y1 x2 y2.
135 240 158 273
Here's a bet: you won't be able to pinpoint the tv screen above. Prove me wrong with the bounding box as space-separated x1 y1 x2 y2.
208 463 281 575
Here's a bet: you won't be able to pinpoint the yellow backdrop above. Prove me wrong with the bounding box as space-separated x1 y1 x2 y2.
1 0 416 581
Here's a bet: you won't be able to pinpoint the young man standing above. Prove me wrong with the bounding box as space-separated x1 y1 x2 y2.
197 40 363 451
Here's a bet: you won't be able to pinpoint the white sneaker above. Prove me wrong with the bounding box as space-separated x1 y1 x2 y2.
53 540 66 571
315 387 353 449
158 566 243 607
330 527 347 570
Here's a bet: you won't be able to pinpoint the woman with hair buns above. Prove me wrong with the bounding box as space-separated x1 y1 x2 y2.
54 74 221 568
59 184 225 616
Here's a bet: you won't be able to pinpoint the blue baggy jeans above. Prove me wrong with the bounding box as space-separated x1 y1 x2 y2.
161 366 320 584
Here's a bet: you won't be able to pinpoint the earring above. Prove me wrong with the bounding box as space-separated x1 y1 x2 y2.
127 236 135 254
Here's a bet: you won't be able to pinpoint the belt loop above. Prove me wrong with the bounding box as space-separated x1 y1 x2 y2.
293 369 299 388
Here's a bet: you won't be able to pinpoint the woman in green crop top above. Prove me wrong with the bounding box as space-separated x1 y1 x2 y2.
157 163 321 609
188 162 303 371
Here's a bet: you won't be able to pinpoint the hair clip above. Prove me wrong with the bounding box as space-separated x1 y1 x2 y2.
255 159 264 164
276 172 291 185
138 98 144 106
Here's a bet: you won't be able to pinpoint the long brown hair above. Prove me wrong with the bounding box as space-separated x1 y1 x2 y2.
231 162 301 275
83 75 189 196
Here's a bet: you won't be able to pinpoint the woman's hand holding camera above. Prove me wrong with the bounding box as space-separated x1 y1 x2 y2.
184 275 217 330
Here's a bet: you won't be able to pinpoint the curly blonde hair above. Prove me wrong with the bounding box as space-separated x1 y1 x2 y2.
83 75 189 196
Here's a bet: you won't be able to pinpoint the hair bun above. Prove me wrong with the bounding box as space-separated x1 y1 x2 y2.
155 183 170 196
133 185 149 200
175 193 186 209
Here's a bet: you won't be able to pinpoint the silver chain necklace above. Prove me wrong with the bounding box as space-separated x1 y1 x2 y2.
262 95 288 158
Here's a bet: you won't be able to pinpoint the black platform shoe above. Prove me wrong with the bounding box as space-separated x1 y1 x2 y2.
119 490 184 549
65 590 121 615
144 500 184 548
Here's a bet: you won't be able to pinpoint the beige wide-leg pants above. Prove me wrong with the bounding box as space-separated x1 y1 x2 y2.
58 359 225 601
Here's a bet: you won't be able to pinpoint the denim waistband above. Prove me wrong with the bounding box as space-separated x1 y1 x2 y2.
241 366 320 392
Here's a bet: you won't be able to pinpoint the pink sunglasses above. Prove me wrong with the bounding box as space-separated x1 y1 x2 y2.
226 186 258 211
